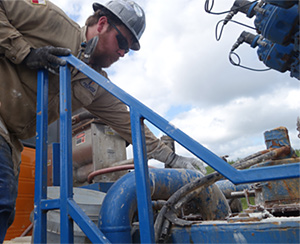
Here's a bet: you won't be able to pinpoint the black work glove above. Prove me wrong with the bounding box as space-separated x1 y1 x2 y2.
24 46 71 74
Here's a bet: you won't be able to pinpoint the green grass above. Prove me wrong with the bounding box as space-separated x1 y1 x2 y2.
205 160 235 175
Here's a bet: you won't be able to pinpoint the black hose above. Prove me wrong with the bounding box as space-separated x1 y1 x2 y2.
154 146 290 243
154 172 222 242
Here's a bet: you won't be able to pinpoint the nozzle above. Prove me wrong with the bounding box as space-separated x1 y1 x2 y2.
231 31 259 52
224 0 258 25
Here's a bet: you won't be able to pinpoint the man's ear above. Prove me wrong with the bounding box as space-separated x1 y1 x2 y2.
97 16 108 33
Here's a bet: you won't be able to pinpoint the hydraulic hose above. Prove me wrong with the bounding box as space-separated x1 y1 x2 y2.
154 146 291 242
87 162 155 183
98 168 229 244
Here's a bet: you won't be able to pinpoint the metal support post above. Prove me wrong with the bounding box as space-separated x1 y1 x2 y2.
52 143 60 186
33 69 49 243
130 108 155 243
34 65 111 244
59 65 74 243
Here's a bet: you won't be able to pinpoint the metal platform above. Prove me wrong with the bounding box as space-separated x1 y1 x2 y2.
33 55 300 243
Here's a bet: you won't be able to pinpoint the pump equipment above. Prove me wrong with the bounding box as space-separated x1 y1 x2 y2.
217 0 299 79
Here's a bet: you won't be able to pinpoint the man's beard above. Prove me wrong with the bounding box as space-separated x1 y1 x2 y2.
89 36 119 68
90 51 119 68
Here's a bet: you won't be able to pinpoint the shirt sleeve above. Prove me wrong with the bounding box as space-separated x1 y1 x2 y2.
0 1 31 64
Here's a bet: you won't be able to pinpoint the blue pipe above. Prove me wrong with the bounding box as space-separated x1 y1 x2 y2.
98 168 230 243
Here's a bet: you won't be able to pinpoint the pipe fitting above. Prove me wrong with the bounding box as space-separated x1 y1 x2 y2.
98 168 230 243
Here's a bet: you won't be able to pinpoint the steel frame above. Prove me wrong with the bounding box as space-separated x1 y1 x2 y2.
34 55 300 243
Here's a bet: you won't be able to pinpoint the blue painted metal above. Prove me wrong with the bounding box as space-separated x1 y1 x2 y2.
257 127 300 207
80 182 114 193
130 108 155 243
169 218 300 243
294 31 300 52
257 41 295 73
254 4 298 45
264 127 291 149
34 55 300 243
252 158 300 207
34 67 111 244
99 168 230 243
290 55 300 79
230 1 299 79
59 64 74 243
59 55 300 185
264 0 298 9
52 143 60 186
63 55 300 243
255 177 299 206
40 199 60 211
68 199 110 244
245 2 257 18
33 69 49 243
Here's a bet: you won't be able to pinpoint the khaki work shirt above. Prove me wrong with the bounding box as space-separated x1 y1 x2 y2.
0 0 168 175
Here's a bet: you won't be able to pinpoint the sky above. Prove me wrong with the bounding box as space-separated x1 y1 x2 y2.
51 0 299 166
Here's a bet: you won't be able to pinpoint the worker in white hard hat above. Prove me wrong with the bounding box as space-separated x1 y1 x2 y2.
84 1 146 68
0 0 206 241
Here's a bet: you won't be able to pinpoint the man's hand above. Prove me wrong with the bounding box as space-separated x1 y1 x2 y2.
166 152 207 174
24 46 71 74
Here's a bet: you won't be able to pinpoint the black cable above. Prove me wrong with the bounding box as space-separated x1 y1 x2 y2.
206 0 259 40
216 19 257 41
229 51 271 72
215 20 226 41
205 0 232 15
154 172 222 243
205 0 258 15
230 19 257 30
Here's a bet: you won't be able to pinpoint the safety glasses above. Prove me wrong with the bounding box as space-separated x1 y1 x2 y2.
108 21 129 54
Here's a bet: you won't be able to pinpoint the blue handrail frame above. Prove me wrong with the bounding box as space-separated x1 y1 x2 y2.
34 55 300 243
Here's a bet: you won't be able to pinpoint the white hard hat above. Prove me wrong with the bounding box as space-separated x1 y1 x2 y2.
93 0 146 50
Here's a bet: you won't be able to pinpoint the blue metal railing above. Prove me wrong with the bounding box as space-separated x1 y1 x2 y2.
34 55 300 243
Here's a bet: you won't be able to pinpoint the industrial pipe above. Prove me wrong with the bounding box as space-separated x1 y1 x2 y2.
98 168 230 243
87 164 155 183
88 164 135 183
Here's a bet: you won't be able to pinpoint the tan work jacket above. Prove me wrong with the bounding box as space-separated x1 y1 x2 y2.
0 0 167 174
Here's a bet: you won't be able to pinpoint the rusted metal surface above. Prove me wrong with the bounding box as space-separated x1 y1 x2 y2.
253 157 300 213
267 204 300 216
233 146 291 170
251 127 299 216
254 178 300 205
264 127 296 158
168 217 300 243
256 157 300 167
154 140 298 242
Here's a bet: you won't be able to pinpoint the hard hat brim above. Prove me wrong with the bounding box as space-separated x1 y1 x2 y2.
92 2 140 51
